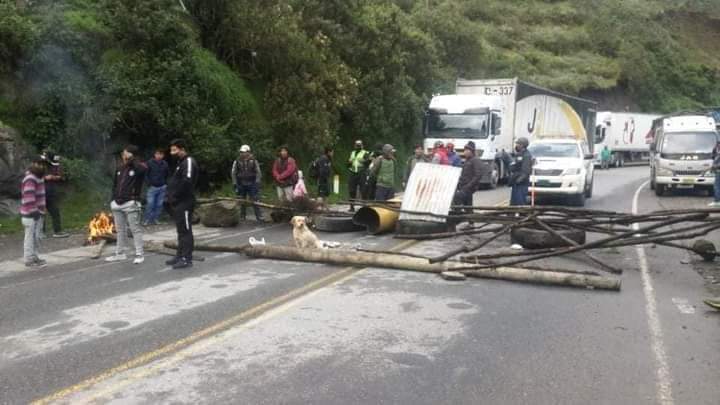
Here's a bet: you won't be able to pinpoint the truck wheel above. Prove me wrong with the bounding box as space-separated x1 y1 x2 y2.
570 192 586 207
655 184 666 197
585 179 594 198
488 162 499 189
650 176 655 190
511 226 586 249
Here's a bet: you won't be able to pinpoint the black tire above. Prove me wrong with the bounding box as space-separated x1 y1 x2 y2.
511 226 586 250
650 175 655 190
585 179 593 198
569 192 586 207
396 220 454 236
655 184 666 197
311 214 364 233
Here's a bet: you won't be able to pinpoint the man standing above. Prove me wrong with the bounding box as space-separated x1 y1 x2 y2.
453 141 486 210
600 145 611 170
232 144 264 221
272 146 298 203
166 139 199 270
347 140 368 212
315 147 333 203
40 150 69 238
106 145 147 264
446 142 462 167
143 147 169 226
370 144 397 201
509 137 533 206
20 160 47 267
709 141 720 207
403 144 428 188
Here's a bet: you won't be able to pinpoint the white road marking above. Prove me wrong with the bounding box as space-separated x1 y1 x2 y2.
0 269 295 362
632 180 674 404
671 298 695 315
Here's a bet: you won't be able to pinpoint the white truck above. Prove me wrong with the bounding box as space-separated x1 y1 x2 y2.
594 111 661 167
649 114 719 196
423 78 597 188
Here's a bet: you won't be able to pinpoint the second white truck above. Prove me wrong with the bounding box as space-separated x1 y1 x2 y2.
594 111 661 167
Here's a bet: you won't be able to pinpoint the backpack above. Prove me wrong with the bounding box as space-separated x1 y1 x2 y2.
309 158 320 179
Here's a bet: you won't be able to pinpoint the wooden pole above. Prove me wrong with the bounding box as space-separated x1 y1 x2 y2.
244 245 621 291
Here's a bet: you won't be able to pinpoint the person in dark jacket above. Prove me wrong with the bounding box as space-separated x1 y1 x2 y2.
509 137 533 206
403 144 428 188
143 148 169 226
40 150 69 238
315 146 333 202
166 139 199 270
106 145 147 264
709 141 720 207
232 144 264 221
453 141 487 211
446 142 463 167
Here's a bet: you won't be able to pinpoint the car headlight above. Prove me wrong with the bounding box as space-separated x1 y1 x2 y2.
702 170 715 177
656 167 673 176
563 168 581 175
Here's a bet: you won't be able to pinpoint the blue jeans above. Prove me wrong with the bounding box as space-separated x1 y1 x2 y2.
510 183 529 206
714 175 720 202
237 183 263 220
144 185 166 224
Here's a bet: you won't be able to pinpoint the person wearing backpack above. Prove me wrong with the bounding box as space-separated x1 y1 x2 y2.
311 146 333 203
232 144 264 222
370 144 397 201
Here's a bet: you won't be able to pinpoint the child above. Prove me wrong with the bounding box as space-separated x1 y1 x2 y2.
20 160 48 267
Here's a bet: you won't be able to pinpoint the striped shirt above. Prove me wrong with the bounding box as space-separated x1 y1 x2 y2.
20 172 46 217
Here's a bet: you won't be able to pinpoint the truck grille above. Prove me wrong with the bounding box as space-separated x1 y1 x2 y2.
673 170 703 176
534 169 563 176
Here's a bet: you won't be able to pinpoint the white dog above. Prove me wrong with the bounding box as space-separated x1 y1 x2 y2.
291 216 323 249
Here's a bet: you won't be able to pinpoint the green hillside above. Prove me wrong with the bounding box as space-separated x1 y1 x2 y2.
0 0 718 182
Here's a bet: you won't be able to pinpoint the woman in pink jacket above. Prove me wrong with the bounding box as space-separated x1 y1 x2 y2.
272 146 298 203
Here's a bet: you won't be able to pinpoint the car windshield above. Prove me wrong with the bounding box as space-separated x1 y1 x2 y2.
662 132 718 154
427 113 489 139
528 143 580 158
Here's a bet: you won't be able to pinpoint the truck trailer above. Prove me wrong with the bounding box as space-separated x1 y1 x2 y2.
423 78 597 187
594 111 661 167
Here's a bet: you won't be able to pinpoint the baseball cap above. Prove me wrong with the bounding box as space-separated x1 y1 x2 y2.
240 145 251 152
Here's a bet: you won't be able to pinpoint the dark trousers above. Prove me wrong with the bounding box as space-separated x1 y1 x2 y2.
348 172 364 207
318 177 330 197
172 203 194 260
44 193 62 233
375 185 395 201
714 174 720 202
510 183 529 206
236 183 263 220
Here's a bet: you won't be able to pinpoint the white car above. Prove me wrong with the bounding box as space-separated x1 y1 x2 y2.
528 138 595 206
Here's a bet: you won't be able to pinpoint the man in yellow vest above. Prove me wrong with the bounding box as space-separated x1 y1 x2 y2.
347 140 369 212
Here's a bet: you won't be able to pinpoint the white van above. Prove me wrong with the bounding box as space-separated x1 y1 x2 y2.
528 138 595 206
649 115 719 196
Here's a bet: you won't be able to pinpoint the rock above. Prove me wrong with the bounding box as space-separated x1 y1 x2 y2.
440 271 467 281
196 201 239 227
0 124 34 217
692 239 717 262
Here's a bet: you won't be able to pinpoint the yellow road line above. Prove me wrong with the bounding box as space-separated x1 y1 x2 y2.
33 238 419 404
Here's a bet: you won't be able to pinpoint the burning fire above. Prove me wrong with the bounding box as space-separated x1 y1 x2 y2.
87 212 115 244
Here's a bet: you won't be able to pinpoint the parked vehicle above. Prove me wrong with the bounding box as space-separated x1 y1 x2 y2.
649 114 719 196
423 78 597 188
528 138 595 206
594 111 661 167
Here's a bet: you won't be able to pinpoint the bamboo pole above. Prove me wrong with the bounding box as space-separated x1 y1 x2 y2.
244 245 621 291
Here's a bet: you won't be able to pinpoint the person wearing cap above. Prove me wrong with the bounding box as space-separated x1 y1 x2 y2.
106 145 148 265
403 144 428 188
509 137 533 206
369 144 397 201
453 141 487 213
142 147 169 226
347 140 369 212
40 149 69 238
232 144 264 221
446 142 462 167
431 141 449 165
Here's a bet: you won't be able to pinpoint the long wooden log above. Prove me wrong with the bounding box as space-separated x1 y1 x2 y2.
395 225 505 240
244 244 621 291
163 241 250 253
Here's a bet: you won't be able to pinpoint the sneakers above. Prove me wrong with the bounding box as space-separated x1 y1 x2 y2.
133 255 145 265
165 256 181 266
25 257 47 268
172 258 193 270
52 232 70 238
105 254 128 262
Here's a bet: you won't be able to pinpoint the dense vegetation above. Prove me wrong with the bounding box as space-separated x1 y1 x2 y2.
1 0 719 185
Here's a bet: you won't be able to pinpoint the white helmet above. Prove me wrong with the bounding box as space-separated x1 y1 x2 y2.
239 144 251 153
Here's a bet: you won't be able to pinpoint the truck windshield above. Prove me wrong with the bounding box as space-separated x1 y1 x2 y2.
528 143 580 158
427 113 489 139
661 132 718 154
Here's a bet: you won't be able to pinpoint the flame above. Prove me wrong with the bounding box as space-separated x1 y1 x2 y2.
87 212 115 243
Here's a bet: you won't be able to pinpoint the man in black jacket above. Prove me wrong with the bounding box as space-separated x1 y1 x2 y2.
166 139 199 269
453 141 487 212
315 146 333 203
106 145 147 264
509 137 533 206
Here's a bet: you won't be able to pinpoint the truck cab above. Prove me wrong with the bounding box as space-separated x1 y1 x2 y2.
423 95 503 188
649 114 719 196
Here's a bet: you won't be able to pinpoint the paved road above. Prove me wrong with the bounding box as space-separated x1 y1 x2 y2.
1 167 718 404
